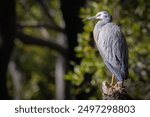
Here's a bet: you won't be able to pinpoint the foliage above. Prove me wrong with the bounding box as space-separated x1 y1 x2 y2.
15 43 56 99
6 0 150 99
66 0 150 99
7 0 63 99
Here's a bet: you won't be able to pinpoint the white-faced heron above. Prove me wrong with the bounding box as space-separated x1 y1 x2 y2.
83 10 128 87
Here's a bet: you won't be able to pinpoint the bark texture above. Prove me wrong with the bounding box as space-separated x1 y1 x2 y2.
102 81 133 100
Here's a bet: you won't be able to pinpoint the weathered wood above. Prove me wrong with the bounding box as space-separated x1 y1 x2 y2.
102 81 133 100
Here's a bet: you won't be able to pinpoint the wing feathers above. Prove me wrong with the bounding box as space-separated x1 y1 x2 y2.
96 23 128 80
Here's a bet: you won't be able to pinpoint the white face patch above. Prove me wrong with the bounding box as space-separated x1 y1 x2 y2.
95 11 110 21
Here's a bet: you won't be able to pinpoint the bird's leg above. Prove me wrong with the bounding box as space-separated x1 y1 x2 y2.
110 74 115 86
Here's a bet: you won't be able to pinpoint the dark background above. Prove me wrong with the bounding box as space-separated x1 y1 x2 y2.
0 0 150 99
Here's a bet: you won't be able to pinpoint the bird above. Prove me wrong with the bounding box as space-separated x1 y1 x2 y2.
83 10 128 87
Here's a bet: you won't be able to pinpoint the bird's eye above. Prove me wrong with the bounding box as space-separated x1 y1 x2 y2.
104 15 107 18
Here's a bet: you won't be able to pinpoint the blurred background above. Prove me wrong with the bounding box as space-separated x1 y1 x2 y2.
0 0 150 99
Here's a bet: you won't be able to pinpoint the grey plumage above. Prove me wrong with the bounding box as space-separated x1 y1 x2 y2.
83 10 128 81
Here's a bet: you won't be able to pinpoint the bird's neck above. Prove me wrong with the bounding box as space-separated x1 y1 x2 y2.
93 20 111 42
96 20 111 27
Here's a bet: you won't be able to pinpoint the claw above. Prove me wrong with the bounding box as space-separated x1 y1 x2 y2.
113 81 125 91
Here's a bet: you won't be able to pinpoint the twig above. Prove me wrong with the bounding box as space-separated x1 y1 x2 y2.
15 32 67 56
17 22 65 33
37 0 64 33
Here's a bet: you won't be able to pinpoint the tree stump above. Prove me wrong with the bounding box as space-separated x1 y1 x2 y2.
102 81 133 100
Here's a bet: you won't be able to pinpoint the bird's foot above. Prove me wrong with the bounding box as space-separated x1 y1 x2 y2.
102 81 116 95
102 81 126 95
113 81 126 93
102 81 132 100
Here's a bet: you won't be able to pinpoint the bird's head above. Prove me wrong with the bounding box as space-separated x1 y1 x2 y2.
95 10 112 21
82 10 112 22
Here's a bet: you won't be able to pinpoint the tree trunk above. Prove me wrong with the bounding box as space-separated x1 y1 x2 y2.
0 0 16 99
102 81 133 100
60 0 86 99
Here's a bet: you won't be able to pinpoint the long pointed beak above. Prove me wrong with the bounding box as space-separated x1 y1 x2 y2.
82 16 96 21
